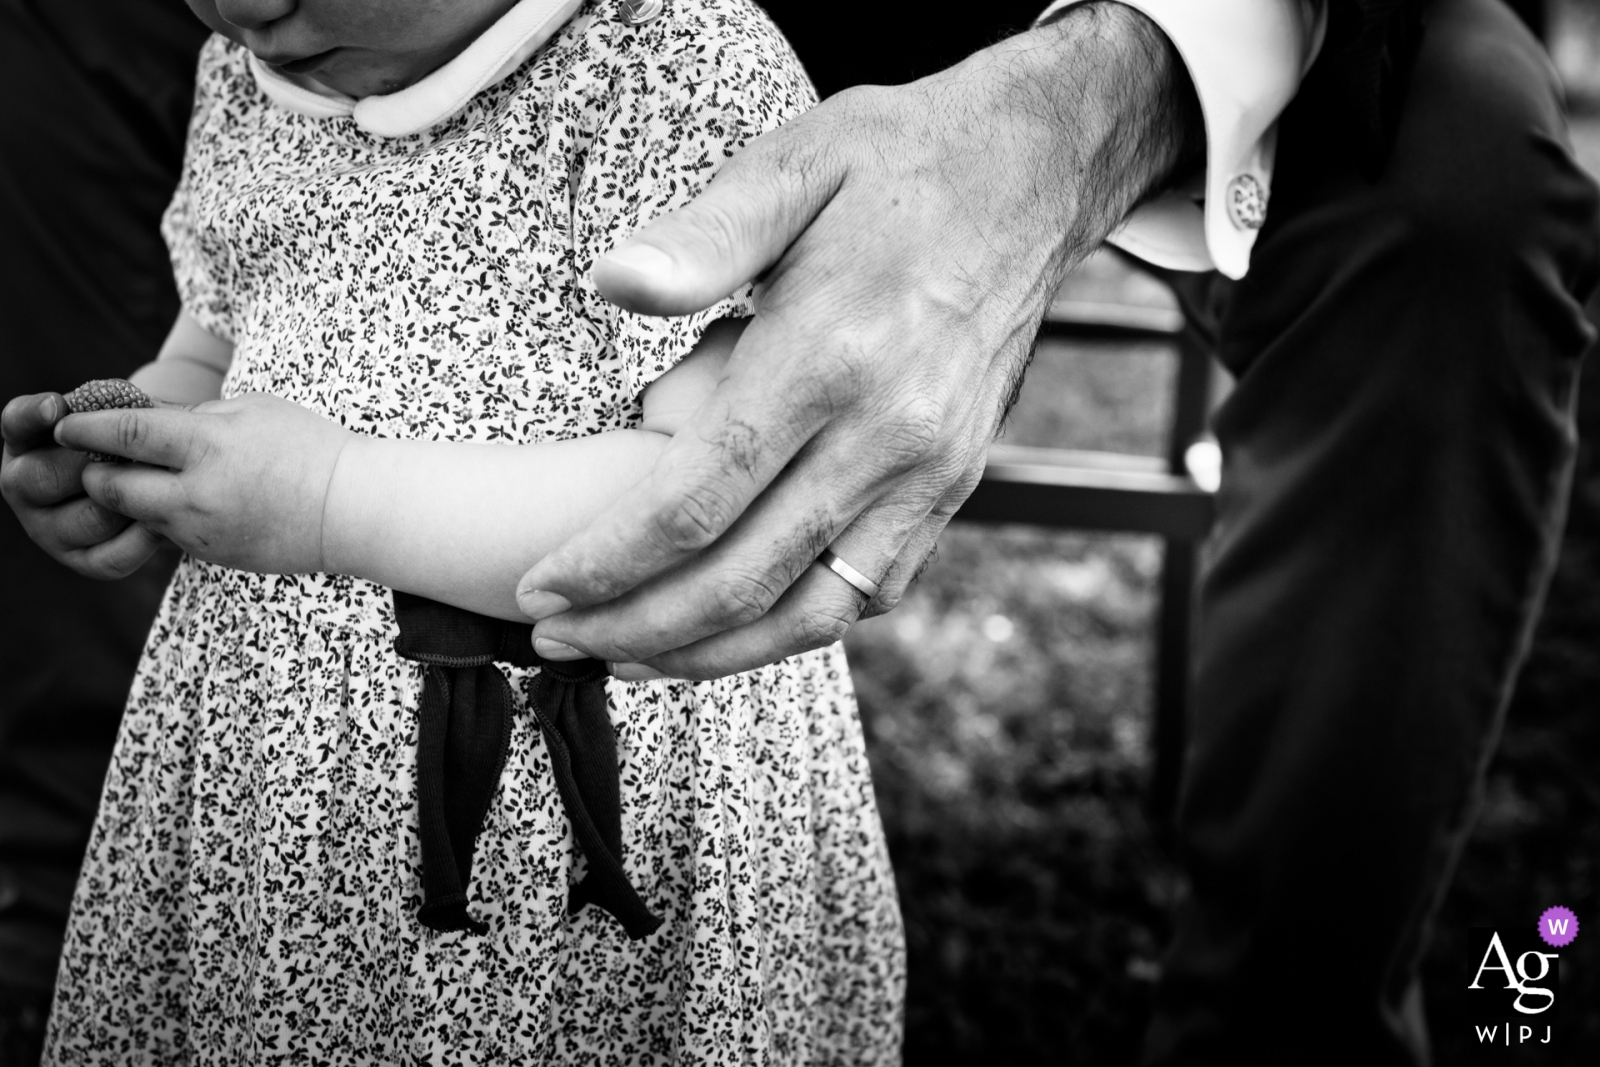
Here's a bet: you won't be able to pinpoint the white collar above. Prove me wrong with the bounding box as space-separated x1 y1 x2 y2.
248 0 585 138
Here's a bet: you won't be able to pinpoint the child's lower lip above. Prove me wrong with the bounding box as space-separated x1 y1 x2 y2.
273 49 339 75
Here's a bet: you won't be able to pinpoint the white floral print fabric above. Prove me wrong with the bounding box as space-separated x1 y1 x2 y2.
43 2 904 1063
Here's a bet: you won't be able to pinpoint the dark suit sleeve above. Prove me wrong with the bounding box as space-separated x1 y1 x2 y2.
1296 0 1428 175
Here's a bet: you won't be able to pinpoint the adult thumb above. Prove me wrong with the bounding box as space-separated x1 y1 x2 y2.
591 121 842 316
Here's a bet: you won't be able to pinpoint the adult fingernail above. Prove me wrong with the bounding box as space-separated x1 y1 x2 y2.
534 637 584 661
518 589 571 620
601 243 675 280
41 396 60 423
610 662 666 682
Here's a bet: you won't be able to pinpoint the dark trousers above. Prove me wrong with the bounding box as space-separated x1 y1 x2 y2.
1146 0 1600 1063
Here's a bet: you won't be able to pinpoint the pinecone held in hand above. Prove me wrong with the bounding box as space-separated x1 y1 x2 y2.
62 379 153 461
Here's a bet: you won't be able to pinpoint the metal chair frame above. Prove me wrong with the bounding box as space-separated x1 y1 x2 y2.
951 300 1215 820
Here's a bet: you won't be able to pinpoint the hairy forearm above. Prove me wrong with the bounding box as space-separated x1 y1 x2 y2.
963 2 1202 264
322 430 670 620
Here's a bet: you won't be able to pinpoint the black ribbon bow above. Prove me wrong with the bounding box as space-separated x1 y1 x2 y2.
391 591 662 940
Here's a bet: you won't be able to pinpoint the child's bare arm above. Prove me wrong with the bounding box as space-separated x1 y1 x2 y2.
319 319 745 619
132 312 233 403
54 318 744 614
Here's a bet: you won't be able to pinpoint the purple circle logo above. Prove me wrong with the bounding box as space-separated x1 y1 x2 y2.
1538 906 1579 948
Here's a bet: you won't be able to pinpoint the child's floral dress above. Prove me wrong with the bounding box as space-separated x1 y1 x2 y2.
43 1 904 1063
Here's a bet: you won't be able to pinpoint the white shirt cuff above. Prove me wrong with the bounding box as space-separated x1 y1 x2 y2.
1040 0 1325 278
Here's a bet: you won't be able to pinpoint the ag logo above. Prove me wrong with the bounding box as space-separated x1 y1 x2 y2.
1466 925 1559 1048
1468 930 1558 1014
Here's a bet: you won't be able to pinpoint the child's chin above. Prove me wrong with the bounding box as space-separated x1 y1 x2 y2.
302 57 424 101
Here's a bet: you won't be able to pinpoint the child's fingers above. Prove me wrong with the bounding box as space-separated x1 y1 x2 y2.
55 406 204 468
1 393 66 452
63 521 166 581
80 462 186 528
48 496 136 551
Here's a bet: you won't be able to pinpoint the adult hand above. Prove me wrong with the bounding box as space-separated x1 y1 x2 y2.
53 393 353 575
1 392 166 578
518 4 1200 679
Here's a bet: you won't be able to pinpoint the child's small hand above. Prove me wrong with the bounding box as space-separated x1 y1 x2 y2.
54 393 353 576
1 392 163 578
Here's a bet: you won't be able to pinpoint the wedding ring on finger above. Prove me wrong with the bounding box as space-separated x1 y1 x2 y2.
817 547 880 600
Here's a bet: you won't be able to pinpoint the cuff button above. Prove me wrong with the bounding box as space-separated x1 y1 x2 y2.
1225 174 1268 231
